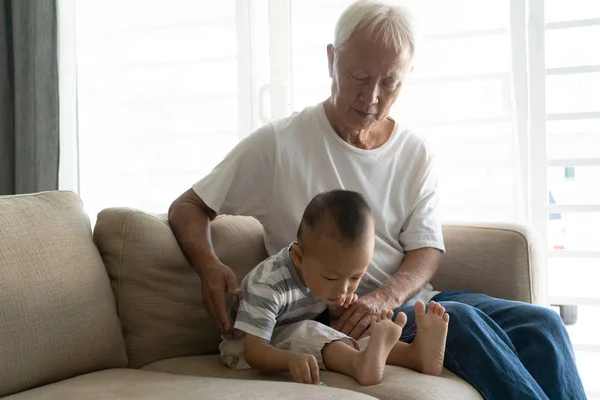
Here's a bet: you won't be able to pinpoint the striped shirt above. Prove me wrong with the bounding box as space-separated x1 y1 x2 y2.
231 244 326 341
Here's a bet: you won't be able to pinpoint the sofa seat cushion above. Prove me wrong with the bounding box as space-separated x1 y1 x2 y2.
0 191 127 397
142 355 483 400
3 369 375 400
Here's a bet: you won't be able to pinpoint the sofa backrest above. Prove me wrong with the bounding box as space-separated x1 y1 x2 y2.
93 209 267 368
93 207 539 369
0 191 127 397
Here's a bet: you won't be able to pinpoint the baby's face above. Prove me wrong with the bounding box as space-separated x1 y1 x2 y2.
291 230 374 306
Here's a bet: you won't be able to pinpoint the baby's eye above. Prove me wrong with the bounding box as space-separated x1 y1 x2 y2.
324 276 337 281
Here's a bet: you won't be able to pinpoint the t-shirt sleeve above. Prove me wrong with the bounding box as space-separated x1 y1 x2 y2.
192 124 275 220
399 142 446 253
233 282 282 341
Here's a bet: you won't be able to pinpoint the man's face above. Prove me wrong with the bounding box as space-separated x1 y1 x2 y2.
327 30 413 134
291 225 374 306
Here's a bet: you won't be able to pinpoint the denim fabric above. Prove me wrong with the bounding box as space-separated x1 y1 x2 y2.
393 291 586 400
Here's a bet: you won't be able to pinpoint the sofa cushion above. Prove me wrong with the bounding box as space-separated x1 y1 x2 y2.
0 191 127 397
142 355 483 400
3 369 375 400
93 209 268 368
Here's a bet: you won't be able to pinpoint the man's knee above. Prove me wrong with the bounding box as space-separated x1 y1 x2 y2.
437 301 486 337
517 304 565 333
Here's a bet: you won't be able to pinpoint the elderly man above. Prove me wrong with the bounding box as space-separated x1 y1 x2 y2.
169 1 585 399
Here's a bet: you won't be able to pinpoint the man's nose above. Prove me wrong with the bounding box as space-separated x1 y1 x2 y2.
360 81 380 105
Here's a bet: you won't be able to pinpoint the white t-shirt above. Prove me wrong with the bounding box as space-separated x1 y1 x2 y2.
193 103 445 305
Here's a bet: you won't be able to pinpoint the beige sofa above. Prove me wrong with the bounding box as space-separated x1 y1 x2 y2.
0 191 545 399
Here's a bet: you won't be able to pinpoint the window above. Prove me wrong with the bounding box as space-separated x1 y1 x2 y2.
541 1 600 396
73 0 246 221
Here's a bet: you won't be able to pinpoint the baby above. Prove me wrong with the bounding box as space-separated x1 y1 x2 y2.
220 189 449 385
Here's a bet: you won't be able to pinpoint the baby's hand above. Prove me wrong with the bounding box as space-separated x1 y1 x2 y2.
327 293 358 322
288 353 320 384
342 293 358 308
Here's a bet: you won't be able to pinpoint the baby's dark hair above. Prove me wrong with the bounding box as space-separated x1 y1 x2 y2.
297 190 373 244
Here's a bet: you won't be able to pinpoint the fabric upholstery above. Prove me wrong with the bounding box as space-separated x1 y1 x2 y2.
434 223 545 305
3 369 376 400
93 209 268 368
0 191 127 397
142 355 483 400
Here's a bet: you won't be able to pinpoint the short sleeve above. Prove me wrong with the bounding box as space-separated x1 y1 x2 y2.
233 283 282 341
399 144 446 253
192 124 275 220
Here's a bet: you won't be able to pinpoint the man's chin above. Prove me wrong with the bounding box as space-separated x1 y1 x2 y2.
348 115 377 130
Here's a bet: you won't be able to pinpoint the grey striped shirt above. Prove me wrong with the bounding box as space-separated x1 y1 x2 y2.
231 244 326 341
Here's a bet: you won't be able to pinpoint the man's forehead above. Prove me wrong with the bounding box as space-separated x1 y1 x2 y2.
336 34 412 74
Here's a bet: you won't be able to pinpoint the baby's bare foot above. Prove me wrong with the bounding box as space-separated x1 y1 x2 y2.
353 315 405 385
410 300 449 376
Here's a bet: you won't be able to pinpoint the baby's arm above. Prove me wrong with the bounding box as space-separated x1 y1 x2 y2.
244 333 320 384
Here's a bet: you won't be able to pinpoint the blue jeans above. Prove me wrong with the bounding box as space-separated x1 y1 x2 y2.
393 291 586 400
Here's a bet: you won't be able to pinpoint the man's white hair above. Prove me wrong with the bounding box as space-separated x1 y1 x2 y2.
333 0 418 58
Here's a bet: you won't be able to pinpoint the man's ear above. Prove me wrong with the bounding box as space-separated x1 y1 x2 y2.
290 242 304 267
327 44 335 78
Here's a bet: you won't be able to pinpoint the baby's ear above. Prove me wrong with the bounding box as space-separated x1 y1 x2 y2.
290 243 304 266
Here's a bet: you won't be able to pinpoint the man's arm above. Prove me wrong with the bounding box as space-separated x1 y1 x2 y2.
244 334 320 384
333 247 442 339
168 188 242 337
378 247 442 308
169 188 217 267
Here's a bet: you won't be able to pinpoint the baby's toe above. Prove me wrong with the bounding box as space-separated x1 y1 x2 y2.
437 305 446 318
414 300 426 317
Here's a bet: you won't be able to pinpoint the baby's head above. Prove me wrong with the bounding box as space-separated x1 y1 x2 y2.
290 190 374 306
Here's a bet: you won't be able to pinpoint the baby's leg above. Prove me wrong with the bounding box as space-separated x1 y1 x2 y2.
323 316 405 386
387 301 450 376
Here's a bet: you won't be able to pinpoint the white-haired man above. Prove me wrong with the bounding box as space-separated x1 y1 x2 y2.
169 1 585 398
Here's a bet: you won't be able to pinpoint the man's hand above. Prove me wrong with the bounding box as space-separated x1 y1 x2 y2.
288 353 320 384
332 290 392 340
199 259 243 339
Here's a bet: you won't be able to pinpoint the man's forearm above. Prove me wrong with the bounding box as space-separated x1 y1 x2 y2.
379 247 442 308
168 189 219 274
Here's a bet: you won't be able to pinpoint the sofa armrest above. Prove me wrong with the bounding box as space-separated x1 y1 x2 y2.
430 223 547 305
